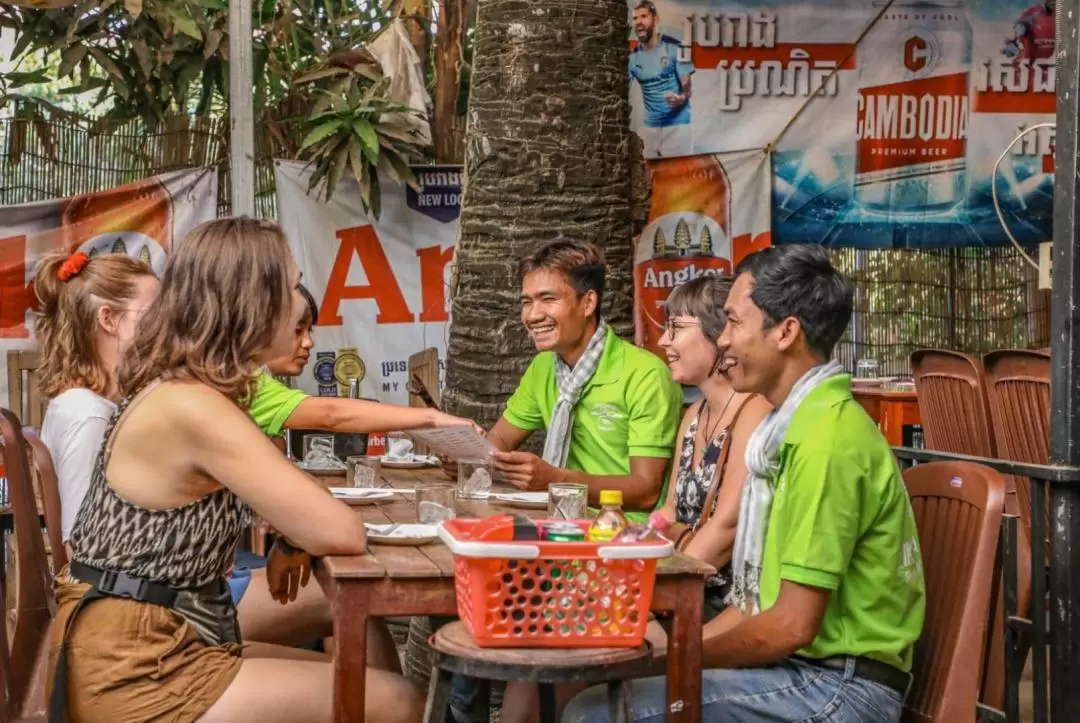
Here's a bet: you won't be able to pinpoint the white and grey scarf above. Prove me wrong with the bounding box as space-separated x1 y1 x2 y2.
726 360 845 614
542 320 609 468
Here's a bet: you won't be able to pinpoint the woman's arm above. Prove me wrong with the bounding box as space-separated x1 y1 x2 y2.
285 397 481 435
657 401 699 524
178 385 367 556
683 395 772 567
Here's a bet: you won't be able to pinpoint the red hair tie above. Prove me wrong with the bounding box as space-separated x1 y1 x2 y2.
57 251 89 282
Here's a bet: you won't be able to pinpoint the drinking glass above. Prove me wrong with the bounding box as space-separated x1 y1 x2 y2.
548 483 589 520
855 358 880 380
346 455 382 488
457 458 493 500
416 484 457 524
302 434 335 463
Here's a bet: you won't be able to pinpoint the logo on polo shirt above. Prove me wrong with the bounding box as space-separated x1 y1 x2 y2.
590 403 625 432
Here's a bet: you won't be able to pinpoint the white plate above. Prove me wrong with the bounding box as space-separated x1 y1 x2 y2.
296 461 347 477
493 492 549 509
329 488 395 505
366 523 439 545
380 454 439 469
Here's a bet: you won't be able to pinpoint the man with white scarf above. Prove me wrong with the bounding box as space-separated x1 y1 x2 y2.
565 245 925 722
486 239 682 522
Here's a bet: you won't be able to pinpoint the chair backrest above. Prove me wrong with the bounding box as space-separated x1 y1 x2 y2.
5 352 46 430
22 427 66 573
0 408 52 720
982 349 1050 544
910 349 997 457
902 461 1006 723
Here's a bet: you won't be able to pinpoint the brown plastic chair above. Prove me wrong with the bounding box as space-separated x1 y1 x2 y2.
982 349 1050 554
0 409 53 721
902 461 1005 723
910 349 997 458
22 427 66 573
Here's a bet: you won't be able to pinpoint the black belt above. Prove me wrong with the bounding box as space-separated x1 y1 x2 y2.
794 655 912 697
50 562 214 723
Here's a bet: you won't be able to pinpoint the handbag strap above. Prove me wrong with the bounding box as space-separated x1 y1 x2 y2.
693 394 756 533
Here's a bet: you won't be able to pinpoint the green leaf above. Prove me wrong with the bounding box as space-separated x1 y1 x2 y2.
124 0 143 19
326 140 349 201
347 137 366 190
169 7 203 41
299 119 344 151
57 44 87 78
352 118 378 164
194 0 228 8
293 66 349 85
5 70 51 88
203 29 223 59
132 39 152 77
368 166 381 220
381 147 421 191
87 47 126 85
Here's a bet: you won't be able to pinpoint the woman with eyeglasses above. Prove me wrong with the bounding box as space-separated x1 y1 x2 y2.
654 273 771 620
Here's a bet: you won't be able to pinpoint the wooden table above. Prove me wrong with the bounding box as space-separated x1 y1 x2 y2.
852 383 921 446
316 468 713 723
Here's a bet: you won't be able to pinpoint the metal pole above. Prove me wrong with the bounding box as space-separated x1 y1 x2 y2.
1049 0 1080 718
229 0 256 217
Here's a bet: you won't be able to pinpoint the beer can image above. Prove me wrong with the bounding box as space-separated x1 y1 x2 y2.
634 156 732 358
853 1 972 215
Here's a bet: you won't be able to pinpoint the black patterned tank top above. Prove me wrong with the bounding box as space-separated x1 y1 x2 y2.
68 387 252 589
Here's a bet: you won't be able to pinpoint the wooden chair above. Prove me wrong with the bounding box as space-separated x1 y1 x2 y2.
22 427 66 573
408 348 442 457
902 461 1006 723
0 409 53 721
910 349 997 458
422 621 650 723
983 349 1050 555
5 352 46 430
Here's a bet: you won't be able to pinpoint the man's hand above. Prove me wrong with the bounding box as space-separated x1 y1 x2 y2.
664 91 687 107
266 538 312 604
491 450 557 490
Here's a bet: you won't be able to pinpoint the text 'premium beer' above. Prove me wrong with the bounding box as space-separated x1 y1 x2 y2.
854 1 971 215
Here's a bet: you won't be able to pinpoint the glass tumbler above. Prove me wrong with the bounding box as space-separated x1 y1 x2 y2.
346 455 382 488
457 458 493 500
548 483 589 520
416 484 457 524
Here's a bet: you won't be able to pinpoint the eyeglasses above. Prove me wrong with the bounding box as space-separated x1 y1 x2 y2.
663 319 701 336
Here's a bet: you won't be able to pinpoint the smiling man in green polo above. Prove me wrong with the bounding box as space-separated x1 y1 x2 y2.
486 239 682 522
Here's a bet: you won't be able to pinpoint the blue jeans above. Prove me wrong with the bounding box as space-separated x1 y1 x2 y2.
228 549 267 605
561 657 904 723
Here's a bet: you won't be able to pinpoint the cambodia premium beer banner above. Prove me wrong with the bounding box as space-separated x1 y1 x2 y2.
0 168 218 405
628 0 1056 248
274 160 456 407
633 149 772 358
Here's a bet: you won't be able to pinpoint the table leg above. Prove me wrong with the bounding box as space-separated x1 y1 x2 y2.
665 577 703 722
880 402 905 447
331 582 371 723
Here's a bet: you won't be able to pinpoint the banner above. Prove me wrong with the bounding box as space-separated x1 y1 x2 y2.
633 149 772 356
0 168 218 404
274 161 456 409
628 0 1055 248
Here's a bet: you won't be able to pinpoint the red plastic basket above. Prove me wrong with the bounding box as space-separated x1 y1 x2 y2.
437 517 673 648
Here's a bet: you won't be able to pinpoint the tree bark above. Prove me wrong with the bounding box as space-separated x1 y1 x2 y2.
442 0 633 429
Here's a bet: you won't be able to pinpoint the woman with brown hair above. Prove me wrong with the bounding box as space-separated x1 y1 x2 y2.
47 218 423 723
654 273 771 616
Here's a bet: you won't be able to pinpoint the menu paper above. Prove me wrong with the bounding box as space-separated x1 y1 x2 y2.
406 425 496 461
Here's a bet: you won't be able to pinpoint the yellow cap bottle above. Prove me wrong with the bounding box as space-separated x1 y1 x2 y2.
599 490 623 507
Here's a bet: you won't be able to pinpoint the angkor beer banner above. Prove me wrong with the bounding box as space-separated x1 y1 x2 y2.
0 168 218 403
274 160 455 407
628 0 1055 248
633 149 772 357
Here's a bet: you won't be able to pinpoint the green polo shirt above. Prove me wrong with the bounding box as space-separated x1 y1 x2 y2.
248 372 308 437
502 327 682 521
760 374 925 672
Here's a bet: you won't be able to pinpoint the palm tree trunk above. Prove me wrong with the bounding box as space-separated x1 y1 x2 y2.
442 0 633 428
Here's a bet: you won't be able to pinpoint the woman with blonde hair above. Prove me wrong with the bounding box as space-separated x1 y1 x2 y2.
47 218 423 723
